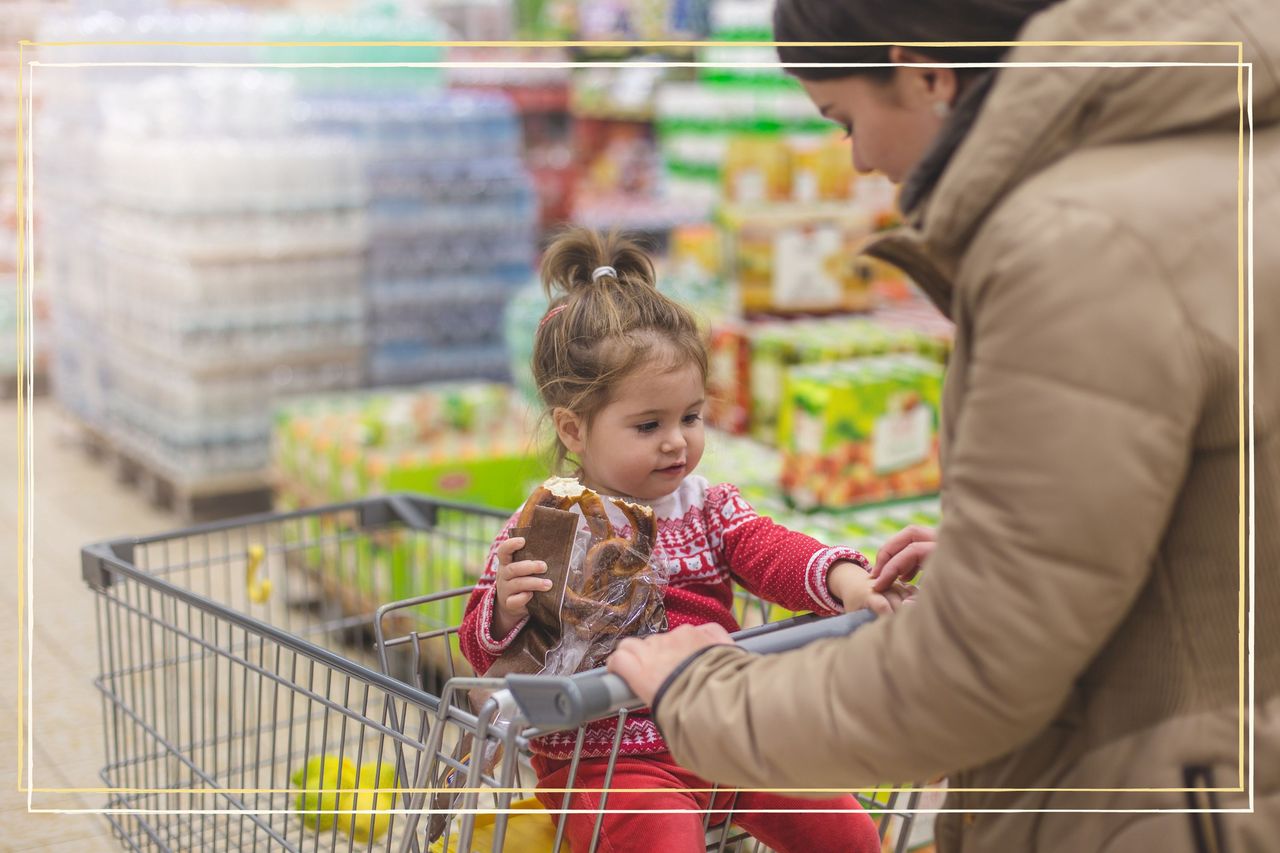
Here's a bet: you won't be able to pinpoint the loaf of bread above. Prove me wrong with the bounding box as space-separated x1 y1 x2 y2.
488 477 667 679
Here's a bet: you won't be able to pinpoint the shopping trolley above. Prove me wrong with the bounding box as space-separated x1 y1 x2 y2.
83 495 924 852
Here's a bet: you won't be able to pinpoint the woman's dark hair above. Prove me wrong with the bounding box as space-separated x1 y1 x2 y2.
774 0 1062 83
775 0 1064 210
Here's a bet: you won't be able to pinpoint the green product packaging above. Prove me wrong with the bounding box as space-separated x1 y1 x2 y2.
780 355 944 510
383 455 546 514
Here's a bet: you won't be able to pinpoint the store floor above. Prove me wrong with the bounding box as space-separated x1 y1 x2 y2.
1 399 176 851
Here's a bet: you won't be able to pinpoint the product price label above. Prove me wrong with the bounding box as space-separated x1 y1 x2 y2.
710 344 737 396
751 357 784 415
734 169 766 204
773 225 842 309
872 404 930 473
793 410 825 455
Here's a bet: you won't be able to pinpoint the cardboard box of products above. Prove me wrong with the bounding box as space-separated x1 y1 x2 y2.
779 355 944 509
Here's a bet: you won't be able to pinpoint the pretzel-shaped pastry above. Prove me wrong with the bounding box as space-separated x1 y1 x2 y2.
579 499 655 598
519 478 664 632
517 477 612 541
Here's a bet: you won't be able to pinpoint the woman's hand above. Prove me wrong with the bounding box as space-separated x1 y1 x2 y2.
491 536 551 639
607 623 735 707
873 525 936 592
828 560 916 616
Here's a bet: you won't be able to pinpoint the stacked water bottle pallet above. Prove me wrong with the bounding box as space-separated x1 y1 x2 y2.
36 33 111 429
42 70 367 519
302 92 538 387
108 73 366 504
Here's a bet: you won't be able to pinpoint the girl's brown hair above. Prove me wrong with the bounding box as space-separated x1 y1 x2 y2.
533 227 707 471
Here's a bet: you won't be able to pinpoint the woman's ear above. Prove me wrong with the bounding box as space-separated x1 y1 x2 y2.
553 408 587 456
888 46 959 109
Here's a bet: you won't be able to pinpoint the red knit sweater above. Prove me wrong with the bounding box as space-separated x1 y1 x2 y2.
458 475 870 759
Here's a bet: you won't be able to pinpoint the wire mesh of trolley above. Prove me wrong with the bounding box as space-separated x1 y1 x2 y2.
82 494 926 852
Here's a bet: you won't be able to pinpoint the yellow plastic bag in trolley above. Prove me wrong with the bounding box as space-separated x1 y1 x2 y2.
429 797 557 852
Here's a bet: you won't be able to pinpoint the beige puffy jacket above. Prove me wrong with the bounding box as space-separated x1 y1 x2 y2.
654 0 1280 850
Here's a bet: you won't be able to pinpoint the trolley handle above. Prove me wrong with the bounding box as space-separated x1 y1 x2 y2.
504 609 877 730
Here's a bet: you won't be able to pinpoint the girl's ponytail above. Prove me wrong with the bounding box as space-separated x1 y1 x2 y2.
530 227 708 472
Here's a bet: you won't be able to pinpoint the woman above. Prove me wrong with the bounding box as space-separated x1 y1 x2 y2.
608 0 1279 850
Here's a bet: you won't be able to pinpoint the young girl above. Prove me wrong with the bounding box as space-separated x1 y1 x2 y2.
459 228 909 853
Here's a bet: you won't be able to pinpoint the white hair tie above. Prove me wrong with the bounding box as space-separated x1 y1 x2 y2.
591 265 617 282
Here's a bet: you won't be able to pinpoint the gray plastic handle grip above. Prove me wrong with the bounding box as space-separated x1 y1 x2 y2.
506 609 876 729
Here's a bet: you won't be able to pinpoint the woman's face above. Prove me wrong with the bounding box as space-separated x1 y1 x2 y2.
798 52 957 183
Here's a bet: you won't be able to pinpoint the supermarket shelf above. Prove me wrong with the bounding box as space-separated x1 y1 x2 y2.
571 195 713 232
454 83 571 115
570 103 657 123
571 44 698 60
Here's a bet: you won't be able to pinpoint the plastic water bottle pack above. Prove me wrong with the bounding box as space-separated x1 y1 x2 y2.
36 4 541 486
298 89 539 387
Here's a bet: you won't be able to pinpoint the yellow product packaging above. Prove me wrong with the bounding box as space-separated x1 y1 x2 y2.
430 798 557 852
670 222 724 281
723 136 792 204
722 202 877 315
790 133 855 202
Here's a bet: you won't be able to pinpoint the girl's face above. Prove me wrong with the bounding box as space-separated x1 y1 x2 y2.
556 362 706 502
798 50 957 183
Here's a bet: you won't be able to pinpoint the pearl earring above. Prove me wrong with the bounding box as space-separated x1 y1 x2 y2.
933 100 951 119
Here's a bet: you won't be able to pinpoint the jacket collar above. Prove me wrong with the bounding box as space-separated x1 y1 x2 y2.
863 227 955 320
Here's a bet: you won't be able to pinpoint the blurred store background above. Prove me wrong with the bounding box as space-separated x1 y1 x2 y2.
8 0 952 552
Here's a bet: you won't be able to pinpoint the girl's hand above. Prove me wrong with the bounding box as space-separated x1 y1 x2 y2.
828 560 916 617
491 537 551 639
872 525 936 592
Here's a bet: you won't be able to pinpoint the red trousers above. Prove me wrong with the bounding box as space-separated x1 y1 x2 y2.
531 752 881 853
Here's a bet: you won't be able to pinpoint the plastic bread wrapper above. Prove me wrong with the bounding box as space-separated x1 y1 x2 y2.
486 479 668 681
425 482 668 843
